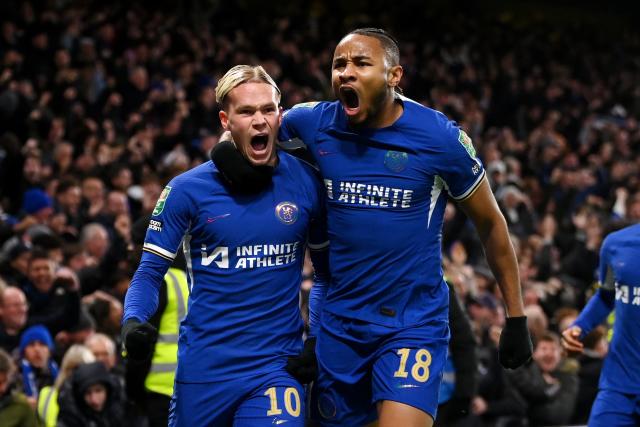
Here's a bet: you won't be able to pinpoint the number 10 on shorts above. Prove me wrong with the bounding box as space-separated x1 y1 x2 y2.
393 348 432 382
265 387 301 417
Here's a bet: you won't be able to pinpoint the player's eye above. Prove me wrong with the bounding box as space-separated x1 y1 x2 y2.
333 60 346 69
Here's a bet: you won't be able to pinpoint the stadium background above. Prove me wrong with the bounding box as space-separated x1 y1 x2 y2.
0 0 638 426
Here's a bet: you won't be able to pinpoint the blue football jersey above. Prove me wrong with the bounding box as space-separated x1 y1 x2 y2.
130 153 326 382
593 224 640 394
280 98 485 328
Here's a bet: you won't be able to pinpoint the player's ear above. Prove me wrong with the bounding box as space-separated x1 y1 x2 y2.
219 109 229 130
278 106 283 126
387 65 403 89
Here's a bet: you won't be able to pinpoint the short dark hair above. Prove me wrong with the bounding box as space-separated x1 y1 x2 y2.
536 331 561 348
31 233 63 251
347 28 400 67
29 248 51 265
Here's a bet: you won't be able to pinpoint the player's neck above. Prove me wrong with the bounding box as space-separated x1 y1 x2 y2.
361 96 404 129
266 151 279 168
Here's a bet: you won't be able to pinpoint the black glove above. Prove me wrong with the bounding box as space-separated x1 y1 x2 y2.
498 316 533 369
286 337 317 384
121 318 158 362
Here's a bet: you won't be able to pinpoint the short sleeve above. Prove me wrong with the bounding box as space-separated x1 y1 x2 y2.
435 114 485 201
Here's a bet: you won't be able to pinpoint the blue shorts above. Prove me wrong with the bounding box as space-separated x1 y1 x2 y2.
169 370 305 427
589 389 640 427
311 310 449 426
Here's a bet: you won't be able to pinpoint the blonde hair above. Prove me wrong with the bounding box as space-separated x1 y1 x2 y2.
215 65 280 108
54 344 96 389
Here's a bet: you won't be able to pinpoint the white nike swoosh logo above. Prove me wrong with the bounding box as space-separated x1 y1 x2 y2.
398 384 420 388
207 214 231 223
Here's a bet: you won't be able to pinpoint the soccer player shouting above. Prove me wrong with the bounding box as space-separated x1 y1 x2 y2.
281 28 532 427
122 65 329 426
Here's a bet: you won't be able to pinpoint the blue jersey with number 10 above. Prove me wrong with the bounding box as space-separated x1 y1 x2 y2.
280 97 485 329
126 153 326 383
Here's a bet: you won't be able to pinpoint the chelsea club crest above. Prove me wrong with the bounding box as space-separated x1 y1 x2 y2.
275 201 299 224
384 150 409 172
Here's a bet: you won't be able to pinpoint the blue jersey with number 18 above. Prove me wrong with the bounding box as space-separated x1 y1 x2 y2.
280 97 485 329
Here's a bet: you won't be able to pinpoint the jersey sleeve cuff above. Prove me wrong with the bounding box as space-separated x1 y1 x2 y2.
143 242 177 261
451 169 485 201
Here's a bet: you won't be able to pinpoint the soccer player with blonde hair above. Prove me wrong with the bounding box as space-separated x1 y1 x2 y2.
123 64 329 426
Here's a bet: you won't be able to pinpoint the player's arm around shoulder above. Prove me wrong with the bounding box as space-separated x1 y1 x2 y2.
280 101 326 143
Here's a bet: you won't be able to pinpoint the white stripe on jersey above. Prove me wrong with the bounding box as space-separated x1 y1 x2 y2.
452 168 485 201
143 242 176 260
427 176 444 229
182 234 194 292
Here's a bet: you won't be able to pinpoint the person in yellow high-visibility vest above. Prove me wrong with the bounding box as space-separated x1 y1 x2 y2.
143 267 188 401
125 215 188 427
36 344 95 427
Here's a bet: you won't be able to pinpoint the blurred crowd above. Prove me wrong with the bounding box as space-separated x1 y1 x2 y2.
0 1 638 426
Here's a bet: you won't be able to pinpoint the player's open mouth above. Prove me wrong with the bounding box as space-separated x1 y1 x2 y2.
339 86 360 116
250 134 269 152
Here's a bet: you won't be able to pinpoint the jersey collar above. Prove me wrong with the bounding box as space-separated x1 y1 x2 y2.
320 97 414 147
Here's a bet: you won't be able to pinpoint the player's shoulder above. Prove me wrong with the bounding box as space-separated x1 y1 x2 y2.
279 150 320 181
399 96 458 136
284 100 336 123
400 95 446 122
400 96 480 161
167 161 218 190
605 223 640 246
288 100 332 112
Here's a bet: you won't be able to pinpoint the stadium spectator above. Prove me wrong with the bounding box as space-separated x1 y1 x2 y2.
0 348 38 427
36 344 95 427
0 241 31 289
85 333 117 372
508 332 578 426
56 361 134 427
22 250 80 335
0 286 29 354
17 325 59 407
